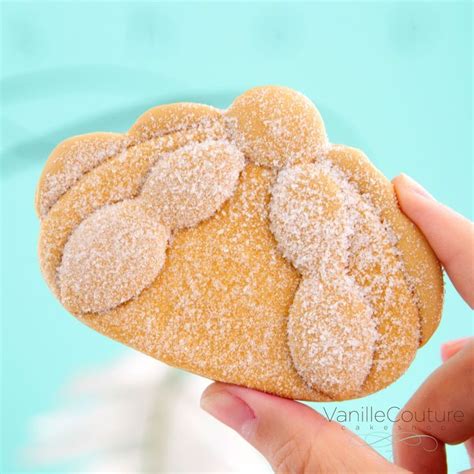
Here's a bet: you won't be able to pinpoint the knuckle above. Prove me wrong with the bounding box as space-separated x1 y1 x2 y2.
271 436 318 474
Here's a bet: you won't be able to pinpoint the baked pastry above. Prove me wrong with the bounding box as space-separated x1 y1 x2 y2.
36 86 443 401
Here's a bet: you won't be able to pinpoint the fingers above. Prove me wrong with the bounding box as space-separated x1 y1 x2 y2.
393 174 474 307
441 337 472 363
441 337 474 468
393 339 474 473
201 383 405 473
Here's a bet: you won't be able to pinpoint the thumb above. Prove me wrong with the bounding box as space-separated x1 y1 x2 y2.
201 383 405 473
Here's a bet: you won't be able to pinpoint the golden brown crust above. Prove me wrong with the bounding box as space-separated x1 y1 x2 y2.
35 132 129 218
36 86 443 401
77 164 328 401
324 145 443 345
39 125 226 296
268 161 421 398
128 102 224 144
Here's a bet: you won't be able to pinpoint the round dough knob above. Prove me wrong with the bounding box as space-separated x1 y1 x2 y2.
58 199 169 314
226 86 327 168
288 277 377 399
141 139 245 229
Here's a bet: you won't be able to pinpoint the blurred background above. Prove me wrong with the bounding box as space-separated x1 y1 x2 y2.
1 1 472 472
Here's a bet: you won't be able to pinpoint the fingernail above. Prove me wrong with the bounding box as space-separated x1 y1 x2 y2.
400 173 435 200
440 337 471 362
201 389 256 438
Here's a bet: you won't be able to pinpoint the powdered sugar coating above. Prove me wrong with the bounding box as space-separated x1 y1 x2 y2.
56 135 243 314
36 133 129 217
36 86 443 401
141 139 245 229
289 277 377 399
270 164 351 275
39 124 227 298
59 200 169 314
324 145 442 346
270 160 421 397
270 163 377 396
128 102 224 144
226 85 328 168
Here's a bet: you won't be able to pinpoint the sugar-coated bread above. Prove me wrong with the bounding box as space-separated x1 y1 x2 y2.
36 86 443 401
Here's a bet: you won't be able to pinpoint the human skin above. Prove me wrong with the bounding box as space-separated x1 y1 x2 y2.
200 174 474 473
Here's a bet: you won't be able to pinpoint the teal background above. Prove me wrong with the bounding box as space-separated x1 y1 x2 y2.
1 1 472 472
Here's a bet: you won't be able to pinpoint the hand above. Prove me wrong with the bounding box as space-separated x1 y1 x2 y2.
391 174 473 473
199 173 474 473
